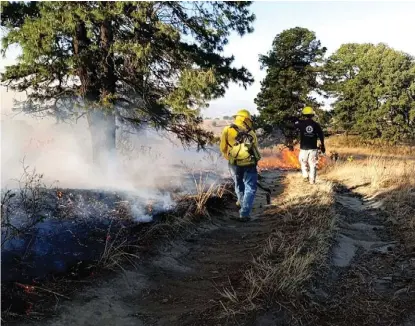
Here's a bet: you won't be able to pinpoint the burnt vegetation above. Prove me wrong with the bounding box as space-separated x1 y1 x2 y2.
1 163 234 322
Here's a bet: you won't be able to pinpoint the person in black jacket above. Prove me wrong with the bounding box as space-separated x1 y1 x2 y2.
287 106 326 184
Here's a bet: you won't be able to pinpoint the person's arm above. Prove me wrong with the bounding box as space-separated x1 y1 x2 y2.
220 127 229 160
316 124 325 154
283 116 300 127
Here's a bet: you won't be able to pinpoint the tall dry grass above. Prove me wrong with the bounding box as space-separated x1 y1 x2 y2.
326 135 415 157
323 156 414 192
323 148 415 249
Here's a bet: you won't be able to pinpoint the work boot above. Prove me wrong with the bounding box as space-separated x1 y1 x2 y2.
239 216 250 222
230 215 250 222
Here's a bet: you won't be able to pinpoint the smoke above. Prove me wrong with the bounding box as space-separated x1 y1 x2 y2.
1 111 228 223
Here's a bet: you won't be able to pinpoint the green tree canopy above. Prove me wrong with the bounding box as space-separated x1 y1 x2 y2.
0 1 255 164
255 27 327 145
324 43 415 142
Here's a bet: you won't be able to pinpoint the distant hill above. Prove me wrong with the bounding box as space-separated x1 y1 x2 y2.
202 119 285 148
202 119 232 136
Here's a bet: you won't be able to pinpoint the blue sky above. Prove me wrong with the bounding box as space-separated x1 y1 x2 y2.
206 1 415 118
1 1 415 120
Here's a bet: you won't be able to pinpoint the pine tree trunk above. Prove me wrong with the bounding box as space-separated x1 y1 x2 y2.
73 11 118 171
92 9 117 171
87 110 116 169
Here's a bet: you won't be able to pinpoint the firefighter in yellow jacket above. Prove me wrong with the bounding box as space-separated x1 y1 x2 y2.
220 109 261 221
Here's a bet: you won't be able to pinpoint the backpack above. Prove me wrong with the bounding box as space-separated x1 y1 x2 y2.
227 124 260 167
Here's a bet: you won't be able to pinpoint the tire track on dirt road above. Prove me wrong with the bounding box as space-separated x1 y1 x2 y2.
309 183 415 326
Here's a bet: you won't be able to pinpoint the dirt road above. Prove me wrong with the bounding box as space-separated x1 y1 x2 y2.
310 184 415 326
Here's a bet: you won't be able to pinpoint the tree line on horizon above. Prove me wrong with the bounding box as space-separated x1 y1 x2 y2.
255 27 415 145
1 1 414 170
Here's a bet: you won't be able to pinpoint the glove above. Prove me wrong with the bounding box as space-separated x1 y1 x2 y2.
320 145 326 154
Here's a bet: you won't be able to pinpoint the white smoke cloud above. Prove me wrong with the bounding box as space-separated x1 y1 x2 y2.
1 107 228 223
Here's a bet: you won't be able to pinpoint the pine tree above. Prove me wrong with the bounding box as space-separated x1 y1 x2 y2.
1 1 255 165
255 27 327 145
324 43 415 142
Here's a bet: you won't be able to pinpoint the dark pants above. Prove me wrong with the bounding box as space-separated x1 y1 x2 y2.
229 164 258 217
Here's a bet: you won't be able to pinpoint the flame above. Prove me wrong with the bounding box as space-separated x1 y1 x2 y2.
317 155 328 169
16 282 35 294
282 148 301 169
258 148 301 171
15 283 36 316
258 148 328 171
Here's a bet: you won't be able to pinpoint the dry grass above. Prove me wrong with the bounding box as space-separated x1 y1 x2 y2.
323 144 415 249
189 173 229 217
97 225 141 271
219 174 336 322
323 156 414 193
326 135 415 158
1 159 56 246
180 153 232 219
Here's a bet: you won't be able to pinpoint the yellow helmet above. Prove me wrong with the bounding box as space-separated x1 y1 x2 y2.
302 106 315 115
233 109 251 120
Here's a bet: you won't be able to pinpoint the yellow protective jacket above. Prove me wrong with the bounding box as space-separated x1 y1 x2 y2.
220 116 261 165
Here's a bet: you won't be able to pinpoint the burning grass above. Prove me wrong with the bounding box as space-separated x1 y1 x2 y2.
219 174 336 323
258 147 329 171
258 147 301 170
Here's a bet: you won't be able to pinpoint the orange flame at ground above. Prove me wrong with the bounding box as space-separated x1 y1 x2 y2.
281 148 301 169
258 148 327 171
16 282 35 294
317 155 328 170
258 148 300 171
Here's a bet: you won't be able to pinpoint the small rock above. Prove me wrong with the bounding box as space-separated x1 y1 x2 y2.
162 298 169 303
